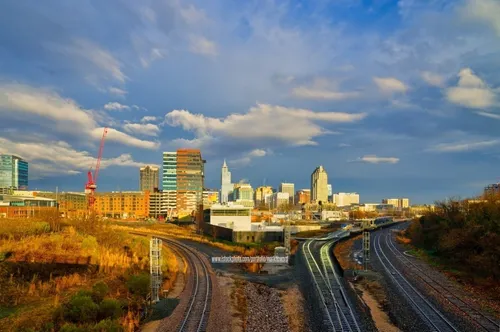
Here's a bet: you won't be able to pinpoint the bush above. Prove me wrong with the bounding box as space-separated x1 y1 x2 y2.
92 319 124 332
92 281 109 303
98 299 123 320
126 273 150 298
60 323 88 332
63 294 99 323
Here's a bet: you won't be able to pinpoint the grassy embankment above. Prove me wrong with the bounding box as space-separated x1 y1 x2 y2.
0 213 178 332
399 196 500 306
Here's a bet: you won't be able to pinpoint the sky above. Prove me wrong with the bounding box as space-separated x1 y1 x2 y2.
0 0 499 204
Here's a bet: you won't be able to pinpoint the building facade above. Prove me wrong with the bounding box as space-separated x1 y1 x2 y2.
95 191 150 219
162 152 178 212
271 192 290 210
333 192 360 207
220 160 233 203
382 198 410 209
176 149 204 220
209 203 252 231
279 183 295 205
311 165 328 204
254 186 273 207
0 155 28 190
233 183 254 208
295 189 311 204
203 189 220 208
327 184 332 202
140 165 159 192
37 191 87 218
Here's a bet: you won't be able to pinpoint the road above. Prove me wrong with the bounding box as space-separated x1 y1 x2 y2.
370 226 500 332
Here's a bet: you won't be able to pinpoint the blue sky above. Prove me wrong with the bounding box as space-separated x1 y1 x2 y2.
1 0 499 204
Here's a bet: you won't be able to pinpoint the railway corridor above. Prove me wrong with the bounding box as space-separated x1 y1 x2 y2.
371 228 500 332
303 237 362 332
161 238 212 332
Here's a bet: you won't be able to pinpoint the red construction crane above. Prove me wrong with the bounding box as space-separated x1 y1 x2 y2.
85 127 108 210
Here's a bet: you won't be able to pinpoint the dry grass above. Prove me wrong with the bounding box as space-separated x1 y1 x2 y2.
334 235 362 271
280 285 307 332
230 279 247 332
0 219 50 239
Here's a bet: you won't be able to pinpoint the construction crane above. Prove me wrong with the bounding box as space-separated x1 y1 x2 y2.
85 127 108 211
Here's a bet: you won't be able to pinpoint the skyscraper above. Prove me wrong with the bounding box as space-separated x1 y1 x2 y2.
0 155 28 191
176 149 204 220
220 159 233 203
162 152 178 212
279 182 295 205
140 165 159 192
311 165 328 204
255 186 273 206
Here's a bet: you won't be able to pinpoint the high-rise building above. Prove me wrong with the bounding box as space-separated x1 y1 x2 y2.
333 192 360 207
279 183 295 205
296 189 311 204
382 198 410 209
176 149 204 220
0 155 28 191
311 165 328 204
220 159 233 203
140 165 159 192
271 192 290 209
255 186 273 206
233 183 254 207
203 189 220 208
327 184 333 202
162 152 178 212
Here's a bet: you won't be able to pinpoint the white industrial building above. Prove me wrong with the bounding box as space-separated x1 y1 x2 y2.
333 192 360 207
209 203 252 231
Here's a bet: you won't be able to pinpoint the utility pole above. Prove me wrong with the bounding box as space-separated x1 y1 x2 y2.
150 237 162 303
363 231 370 271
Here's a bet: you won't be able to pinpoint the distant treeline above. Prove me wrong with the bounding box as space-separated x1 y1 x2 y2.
405 194 500 281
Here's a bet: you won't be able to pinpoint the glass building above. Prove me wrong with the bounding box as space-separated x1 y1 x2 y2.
0 155 28 190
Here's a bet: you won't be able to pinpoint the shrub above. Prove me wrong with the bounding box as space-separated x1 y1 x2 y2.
126 273 150 298
92 319 124 332
60 323 88 332
63 294 99 323
91 281 109 303
98 299 123 320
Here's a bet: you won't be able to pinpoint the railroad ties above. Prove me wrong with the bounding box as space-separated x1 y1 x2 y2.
163 239 212 332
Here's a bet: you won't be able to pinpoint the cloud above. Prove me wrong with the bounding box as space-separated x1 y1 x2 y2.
141 116 158 123
476 111 500 120
108 87 127 96
446 68 496 109
180 4 208 25
0 137 144 178
338 143 351 148
123 123 160 137
189 35 217 56
0 83 158 150
373 77 409 94
230 149 269 166
420 71 445 87
353 155 400 164
291 86 359 100
164 103 366 147
104 102 130 111
428 139 500 152
47 38 127 85
462 0 500 36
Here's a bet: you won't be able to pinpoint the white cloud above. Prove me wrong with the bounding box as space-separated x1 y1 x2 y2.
180 4 208 25
230 149 269 166
428 139 500 152
476 111 500 120
373 77 409 93
104 102 130 111
0 137 144 179
141 116 158 123
462 0 500 36
353 155 400 164
123 123 160 137
48 38 127 85
189 35 218 56
108 87 127 96
292 87 359 100
446 68 496 109
0 83 158 150
420 71 445 87
164 103 366 147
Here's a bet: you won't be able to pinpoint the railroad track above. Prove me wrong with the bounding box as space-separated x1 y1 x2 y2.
373 232 459 332
303 239 361 332
384 231 500 332
162 238 212 332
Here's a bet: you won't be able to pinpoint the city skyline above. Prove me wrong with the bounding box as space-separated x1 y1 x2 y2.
1 1 499 204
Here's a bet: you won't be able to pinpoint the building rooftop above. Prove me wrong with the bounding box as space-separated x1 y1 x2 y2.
211 203 251 210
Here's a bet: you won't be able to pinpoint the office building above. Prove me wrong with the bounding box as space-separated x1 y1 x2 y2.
382 198 410 209
0 155 28 190
140 165 159 192
279 183 295 205
311 165 328 204
327 184 332 202
220 160 233 203
271 192 290 209
333 192 360 207
233 183 254 208
162 152 178 211
37 191 87 218
255 186 273 206
203 189 220 208
296 189 311 204
94 191 150 219
0 194 57 218
176 149 205 220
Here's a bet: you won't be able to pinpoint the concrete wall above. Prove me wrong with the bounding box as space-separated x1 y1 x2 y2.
233 230 284 243
202 223 233 242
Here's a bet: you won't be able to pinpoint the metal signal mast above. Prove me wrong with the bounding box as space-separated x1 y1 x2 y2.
85 127 108 210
